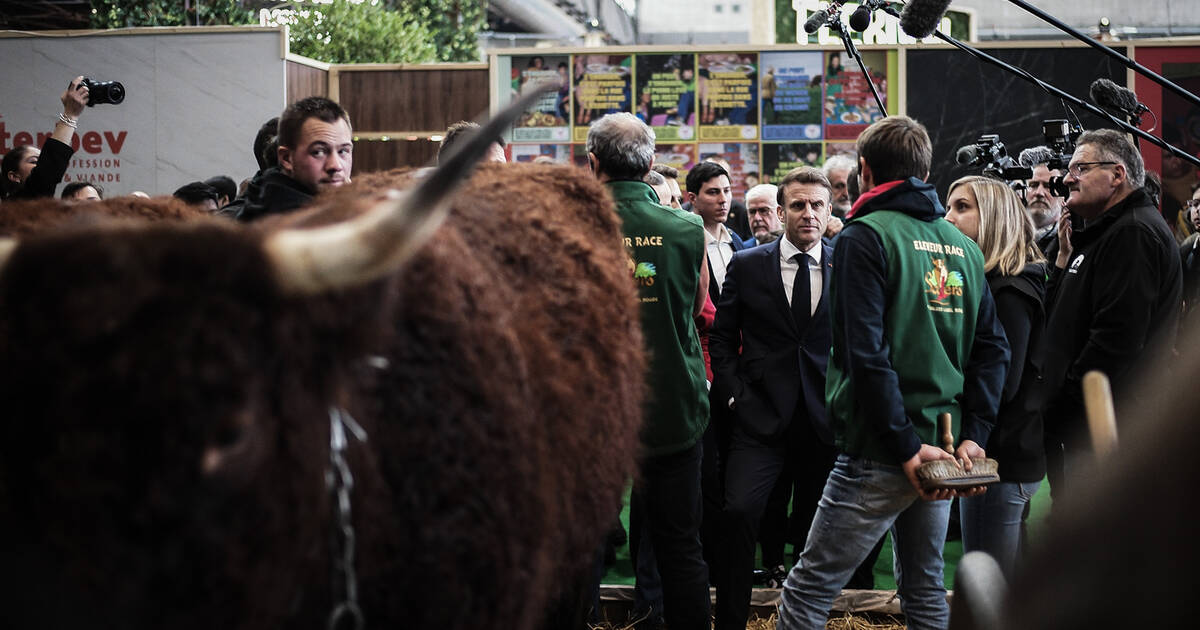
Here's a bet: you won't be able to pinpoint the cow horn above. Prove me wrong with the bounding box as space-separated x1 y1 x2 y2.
0 238 15 272
265 82 559 294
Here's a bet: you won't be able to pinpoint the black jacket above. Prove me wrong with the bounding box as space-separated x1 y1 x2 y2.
6 138 73 201
985 263 1048 482
709 238 834 443
234 167 313 222
1039 189 1182 448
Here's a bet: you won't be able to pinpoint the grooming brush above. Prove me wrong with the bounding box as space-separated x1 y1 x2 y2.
915 412 1000 491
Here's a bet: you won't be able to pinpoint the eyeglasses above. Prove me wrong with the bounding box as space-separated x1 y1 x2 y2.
1066 161 1117 178
1184 199 1200 211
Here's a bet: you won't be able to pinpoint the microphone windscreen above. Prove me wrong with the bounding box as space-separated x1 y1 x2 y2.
1089 78 1140 113
804 8 831 33
1018 146 1057 168
849 5 873 31
955 144 979 166
900 0 953 39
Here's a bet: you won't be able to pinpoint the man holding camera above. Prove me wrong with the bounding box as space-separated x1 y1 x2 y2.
237 97 353 221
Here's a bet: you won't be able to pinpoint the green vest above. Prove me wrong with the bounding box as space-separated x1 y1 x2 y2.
827 210 987 462
608 180 710 456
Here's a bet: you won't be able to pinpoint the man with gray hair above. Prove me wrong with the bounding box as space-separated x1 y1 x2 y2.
746 183 783 245
587 112 712 630
822 154 856 218
1039 128 1181 492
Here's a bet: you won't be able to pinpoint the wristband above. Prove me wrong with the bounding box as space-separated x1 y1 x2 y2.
57 113 78 129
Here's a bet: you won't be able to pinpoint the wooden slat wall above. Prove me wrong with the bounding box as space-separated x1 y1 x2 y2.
338 68 489 136
352 139 441 175
287 61 328 103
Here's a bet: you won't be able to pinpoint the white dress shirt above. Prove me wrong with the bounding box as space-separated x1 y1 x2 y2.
705 224 737 292
779 236 822 317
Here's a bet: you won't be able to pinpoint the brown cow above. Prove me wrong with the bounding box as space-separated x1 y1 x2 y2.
0 91 644 630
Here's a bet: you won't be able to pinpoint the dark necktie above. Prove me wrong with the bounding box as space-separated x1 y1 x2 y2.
791 252 811 328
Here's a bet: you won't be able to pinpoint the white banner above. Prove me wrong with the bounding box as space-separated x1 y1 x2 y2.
0 27 287 197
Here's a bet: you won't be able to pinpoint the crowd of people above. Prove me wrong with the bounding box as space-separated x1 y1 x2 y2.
0 77 1192 630
589 110 1184 630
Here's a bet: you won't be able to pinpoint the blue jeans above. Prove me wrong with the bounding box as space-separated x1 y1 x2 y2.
778 455 951 630
958 480 1040 578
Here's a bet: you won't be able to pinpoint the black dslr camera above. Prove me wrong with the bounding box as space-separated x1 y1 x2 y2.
81 78 125 106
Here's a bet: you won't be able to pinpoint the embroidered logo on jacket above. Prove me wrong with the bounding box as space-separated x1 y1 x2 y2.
925 257 964 310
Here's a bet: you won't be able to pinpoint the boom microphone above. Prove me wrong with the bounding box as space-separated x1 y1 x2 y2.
804 5 834 33
900 0 952 39
956 144 984 166
1090 78 1150 123
849 4 873 31
850 0 888 32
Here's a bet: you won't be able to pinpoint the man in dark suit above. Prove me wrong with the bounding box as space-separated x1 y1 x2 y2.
710 166 837 630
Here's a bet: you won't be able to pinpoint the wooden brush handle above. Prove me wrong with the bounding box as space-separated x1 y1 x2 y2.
1083 370 1118 456
938 412 953 454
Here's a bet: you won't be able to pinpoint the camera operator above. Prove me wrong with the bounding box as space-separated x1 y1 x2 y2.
1024 158 1065 255
1 76 89 201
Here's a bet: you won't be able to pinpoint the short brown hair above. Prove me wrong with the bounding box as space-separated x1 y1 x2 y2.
775 166 832 206
439 120 506 164
856 115 931 184
277 97 351 150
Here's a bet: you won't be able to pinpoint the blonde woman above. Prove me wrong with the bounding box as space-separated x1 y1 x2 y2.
945 175 1047 578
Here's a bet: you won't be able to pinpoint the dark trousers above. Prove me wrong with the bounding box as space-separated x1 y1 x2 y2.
715 417 836 630
637 441 711 630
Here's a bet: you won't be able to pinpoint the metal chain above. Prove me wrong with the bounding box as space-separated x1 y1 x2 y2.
327 407 368 630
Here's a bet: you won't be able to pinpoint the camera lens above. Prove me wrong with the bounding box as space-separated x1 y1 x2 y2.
81 78 126 106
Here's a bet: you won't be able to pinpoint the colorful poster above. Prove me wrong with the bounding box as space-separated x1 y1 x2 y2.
654 144 697 180
760 51 823 141
698 143 761 199
824 51 888 140
698 52 759 141
509 143 572 164
762 143 822 184
511 54 571 143
573 54 633 142
635 54 697 142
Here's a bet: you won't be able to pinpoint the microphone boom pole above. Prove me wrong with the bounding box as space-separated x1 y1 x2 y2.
877 4 1200 168
822 5 889 117
1005 0 1200 111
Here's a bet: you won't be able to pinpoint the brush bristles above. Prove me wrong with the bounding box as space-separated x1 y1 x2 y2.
916 458 1000 490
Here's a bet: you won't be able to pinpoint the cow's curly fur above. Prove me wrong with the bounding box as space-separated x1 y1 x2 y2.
0 195 210 236
0 163 644 630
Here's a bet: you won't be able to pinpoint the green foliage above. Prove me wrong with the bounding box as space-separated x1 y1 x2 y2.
91 0 254 28
776 0 798 44
396 0 486 62
281 0 437 64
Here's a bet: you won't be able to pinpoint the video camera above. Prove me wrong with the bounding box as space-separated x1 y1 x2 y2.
955 119 1081 197
955 134 1031 182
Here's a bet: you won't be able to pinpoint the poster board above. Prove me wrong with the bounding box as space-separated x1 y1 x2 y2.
0 28 287 197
